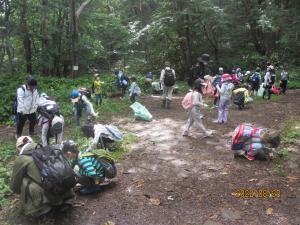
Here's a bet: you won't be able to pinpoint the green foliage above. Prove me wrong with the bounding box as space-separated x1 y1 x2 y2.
281 117 300 143
0 141 15 206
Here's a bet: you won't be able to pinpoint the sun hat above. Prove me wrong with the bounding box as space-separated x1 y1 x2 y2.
221 73 233 83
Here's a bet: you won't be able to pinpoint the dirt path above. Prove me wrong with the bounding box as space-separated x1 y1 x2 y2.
4 91 300 225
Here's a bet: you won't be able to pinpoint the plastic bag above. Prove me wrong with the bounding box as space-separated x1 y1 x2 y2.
130 102 152 121
272 84 279 94
257 83 265 97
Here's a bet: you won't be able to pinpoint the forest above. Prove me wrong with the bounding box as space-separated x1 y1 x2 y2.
1 0 299 78
0 1 300 225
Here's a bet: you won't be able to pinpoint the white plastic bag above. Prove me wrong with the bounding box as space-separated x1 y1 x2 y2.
257 83 265 97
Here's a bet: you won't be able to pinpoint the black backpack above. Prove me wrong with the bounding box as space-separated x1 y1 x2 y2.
12 85 25 115
233 91 245 108
37 103 60 119
164 69 175 87
23 145 77 195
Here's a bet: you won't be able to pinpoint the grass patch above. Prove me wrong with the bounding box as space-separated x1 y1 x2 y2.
0 141 15 207
281 117 300 143
273 148 290 177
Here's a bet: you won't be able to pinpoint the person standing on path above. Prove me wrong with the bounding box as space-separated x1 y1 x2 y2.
280 67 289 94
182 78 212 137
16 76 39 139
263 65 275 100
213 73 234 124
92 73 105 106
160 61 176 108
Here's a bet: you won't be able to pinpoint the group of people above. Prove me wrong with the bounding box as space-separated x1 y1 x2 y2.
10 56 286 217
11 75 124 217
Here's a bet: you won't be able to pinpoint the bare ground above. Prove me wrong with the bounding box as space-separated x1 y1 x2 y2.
2 90 300 225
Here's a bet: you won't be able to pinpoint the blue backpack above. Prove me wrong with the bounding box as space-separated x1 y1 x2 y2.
251 72 260 82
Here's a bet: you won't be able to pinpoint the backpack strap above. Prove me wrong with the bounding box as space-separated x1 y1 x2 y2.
247 128 258 158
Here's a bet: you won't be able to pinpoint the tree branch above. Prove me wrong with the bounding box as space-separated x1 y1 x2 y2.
75 0 92 18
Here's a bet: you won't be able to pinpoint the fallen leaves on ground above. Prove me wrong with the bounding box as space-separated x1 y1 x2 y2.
248 178 258 182
265 207 273 215
150 197 161 206
103 221 115 225
286 176 298 183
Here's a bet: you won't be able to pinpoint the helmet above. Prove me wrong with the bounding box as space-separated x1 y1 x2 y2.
245 71 251 75
62 140 78 153
256 67 260 72
221 74 233 83
16 136 33 154
27 75 37 87
93 73 99 78
218 67 223 71
231 69 236 74
40 93 49 99
70 90 79 98
236 68 241 72
268 65 274 70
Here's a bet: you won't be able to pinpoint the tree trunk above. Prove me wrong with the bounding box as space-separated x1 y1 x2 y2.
41 0 51 76
69 0 92 78
20 0 33 74
69 0 78 78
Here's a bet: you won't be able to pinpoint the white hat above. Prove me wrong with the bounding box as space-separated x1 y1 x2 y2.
16 136 33 154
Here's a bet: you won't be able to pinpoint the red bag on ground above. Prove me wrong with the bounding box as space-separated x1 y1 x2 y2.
272 84 279 94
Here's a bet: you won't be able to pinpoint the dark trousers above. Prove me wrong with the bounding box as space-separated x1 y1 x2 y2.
16 113 36 137
280 80 287 94
121 86 127 97
263 85 272 100
95 94 102 106
130 93 137 103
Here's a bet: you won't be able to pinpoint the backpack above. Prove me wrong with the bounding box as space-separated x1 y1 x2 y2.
12 85 25 115
79 87 92 99
182 91 193 110
251 73 260 82
37 103 60 120
22 145 77 195
233 91 245 107
80 151 117 179
163 69 175 87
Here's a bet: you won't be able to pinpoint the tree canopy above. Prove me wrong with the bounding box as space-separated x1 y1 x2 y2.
0 0 299 78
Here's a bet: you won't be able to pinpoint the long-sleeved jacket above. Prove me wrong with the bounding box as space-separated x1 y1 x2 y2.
160 67 176 86
17 85 39 114
217 82 234 100
11 143 74 216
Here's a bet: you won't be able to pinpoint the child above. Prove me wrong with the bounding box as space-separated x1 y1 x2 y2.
214 73 234 123
92 74 104 106
280 68 289 94
129 76 141 103
62 140 116 195
182 78 212 137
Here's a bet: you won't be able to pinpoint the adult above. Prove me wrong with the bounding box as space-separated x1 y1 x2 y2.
16 76 39 139
145 72 153 85
11 136 74 217
188 54 210 86
249 67 261 96
71 88 97 126
37 93 64 147
160 61 176 108
280 67 289 94
115 70 129 98
263 65 275 100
